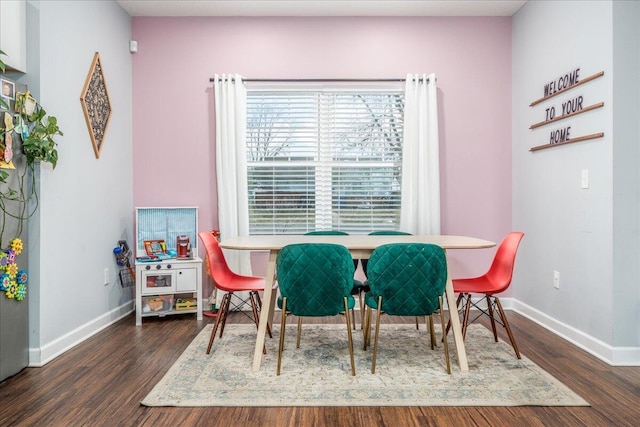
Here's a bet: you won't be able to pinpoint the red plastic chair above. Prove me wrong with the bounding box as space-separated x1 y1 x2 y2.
447 232 524 359
198 231 272 354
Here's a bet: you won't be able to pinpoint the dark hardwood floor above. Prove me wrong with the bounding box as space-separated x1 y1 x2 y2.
1 310 638 426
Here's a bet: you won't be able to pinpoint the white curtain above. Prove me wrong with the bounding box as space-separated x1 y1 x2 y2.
400 73 441 235
213 74 252 276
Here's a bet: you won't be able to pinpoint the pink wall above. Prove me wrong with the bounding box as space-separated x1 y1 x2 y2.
132 17 512 278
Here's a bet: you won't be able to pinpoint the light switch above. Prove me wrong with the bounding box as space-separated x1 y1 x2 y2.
581 170 589 189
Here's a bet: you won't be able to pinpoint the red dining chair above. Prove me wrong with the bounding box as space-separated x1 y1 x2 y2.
446 231 524 359
198 231 272 354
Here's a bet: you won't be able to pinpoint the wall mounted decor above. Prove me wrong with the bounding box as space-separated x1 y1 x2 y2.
529 68 605 152
80 52 112 158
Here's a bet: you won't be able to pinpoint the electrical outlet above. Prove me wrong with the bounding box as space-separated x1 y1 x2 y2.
553 271 560 289
104 268 110 285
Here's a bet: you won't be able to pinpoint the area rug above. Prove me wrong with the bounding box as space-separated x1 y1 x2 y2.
141 323 589 407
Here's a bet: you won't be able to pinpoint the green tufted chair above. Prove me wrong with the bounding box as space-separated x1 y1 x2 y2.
364 243 451 374
304 231 362 329
361 231 421 330
276 243 356 376
361 230 413 281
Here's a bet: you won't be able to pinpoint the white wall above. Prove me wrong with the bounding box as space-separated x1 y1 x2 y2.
611 0 640 351
512 0 639 364
12 0 638 367
22 0 133 365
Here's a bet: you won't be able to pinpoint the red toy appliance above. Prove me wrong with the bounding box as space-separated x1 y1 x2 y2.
177 235 191 259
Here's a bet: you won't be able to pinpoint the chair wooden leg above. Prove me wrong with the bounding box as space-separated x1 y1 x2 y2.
277 297 288 375
462 293 472 339
219 292 233 338
344 297 356 376
494 297 521 359
428 315 436 350
218 292 232 339
486 294 498 342
249 291 268 355
359 291 365 330
350 289 358 330
371 296 383 374
249 291 260 331
296 316 302 348
206 293 230 354
254 291 273 339
444 292 464 337
439 296 451 374
363 306 371 350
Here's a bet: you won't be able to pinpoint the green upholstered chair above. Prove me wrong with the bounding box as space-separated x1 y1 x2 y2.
276 243 356 375
364 243 451 374
304 230 362 329
361 230 413 280
362 231 422 329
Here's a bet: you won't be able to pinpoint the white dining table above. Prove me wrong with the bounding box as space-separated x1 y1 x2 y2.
219 234 496 372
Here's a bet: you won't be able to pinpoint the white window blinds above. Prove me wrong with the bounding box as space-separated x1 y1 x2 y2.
246 89 404 235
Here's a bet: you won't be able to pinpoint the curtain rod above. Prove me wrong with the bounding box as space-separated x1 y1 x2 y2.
209 77 417 83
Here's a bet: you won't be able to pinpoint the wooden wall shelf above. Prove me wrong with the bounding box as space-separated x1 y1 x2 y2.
529 71 604 107
530 102 604 129
530 132 604 152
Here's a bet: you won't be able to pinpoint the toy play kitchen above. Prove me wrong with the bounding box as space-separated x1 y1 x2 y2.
133 207 202 325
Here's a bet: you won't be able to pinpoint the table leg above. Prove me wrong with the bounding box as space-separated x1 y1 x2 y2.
252 250 278 371
444 268 469 371
196 262 203 321
267 280 278 327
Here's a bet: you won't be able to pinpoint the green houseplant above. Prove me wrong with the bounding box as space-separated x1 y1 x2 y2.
0 48 63 301
0 49 63 247
1 49 62 169
14 92 62 168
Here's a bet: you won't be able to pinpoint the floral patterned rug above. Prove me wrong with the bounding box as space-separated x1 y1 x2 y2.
141 323 589 407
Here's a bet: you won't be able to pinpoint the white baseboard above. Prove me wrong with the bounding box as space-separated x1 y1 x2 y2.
507 298 640 366
27 297 640 367
29 302 134 367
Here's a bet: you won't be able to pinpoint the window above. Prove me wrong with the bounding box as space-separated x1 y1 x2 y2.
246 88 404 235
